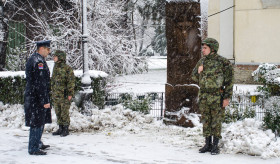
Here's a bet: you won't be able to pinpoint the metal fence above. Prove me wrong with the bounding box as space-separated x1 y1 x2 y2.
105 92 165 119
104 91 267 121
231 91 266 121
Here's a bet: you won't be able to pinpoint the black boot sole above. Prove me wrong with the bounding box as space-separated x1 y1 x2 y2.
29 150 47 155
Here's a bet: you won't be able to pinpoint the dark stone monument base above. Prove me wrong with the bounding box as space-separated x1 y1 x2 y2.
164 84 199 128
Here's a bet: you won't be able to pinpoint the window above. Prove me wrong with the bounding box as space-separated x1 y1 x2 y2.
261 0 280 9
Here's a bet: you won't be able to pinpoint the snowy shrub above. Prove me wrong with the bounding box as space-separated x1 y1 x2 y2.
120 93 151 114
252 63 280 96
224 103 256 124
0 76 26 104
263 96 280 134
0 74 106 106
91 77 106 109
252 63 278 83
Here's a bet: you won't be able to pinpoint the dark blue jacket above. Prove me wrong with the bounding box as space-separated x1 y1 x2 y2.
24 52 52 127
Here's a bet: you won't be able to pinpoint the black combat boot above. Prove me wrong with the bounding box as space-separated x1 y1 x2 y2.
199 136 212 153
40 144 50 150
211 137 220 155
60 125 69 137
52 125 63 135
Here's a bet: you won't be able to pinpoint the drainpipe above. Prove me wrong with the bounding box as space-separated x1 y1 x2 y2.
233 0 236 64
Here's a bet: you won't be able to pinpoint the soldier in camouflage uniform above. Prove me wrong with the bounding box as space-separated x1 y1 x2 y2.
51 50 75 137
192 38 234 155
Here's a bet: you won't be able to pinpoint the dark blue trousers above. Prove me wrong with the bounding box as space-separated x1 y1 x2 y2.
28 125 44 154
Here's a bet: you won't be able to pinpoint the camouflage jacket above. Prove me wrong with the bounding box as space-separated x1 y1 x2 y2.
51 62 75 99
192 53 234 99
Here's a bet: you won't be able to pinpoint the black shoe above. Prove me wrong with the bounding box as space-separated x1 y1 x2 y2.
53 125 63 135
29 150 47 155
40 144 50 150
60 125 69 137
199 136 212 153
211 137 220 155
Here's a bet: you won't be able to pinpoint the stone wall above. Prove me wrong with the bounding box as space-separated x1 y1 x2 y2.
234 65 259 84
234 64 280 84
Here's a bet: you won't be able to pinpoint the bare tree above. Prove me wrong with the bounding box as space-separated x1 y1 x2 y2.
5 0 147 75
0 0 9 71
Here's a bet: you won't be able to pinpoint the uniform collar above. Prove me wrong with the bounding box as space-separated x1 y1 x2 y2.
36 52 44 58
205 52 218 60
35 52 46 61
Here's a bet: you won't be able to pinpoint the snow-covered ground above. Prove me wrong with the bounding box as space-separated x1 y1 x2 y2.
0 103 280 164
1 57 280 163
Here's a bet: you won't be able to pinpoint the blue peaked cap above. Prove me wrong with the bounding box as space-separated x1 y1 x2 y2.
36 40 51 48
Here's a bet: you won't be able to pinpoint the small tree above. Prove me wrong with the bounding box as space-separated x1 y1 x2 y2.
252 63 280 96
263 96 280 135
253 63 280 136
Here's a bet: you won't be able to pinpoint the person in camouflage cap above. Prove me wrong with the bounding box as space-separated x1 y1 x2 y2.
192 38 234 155
51 50 75 137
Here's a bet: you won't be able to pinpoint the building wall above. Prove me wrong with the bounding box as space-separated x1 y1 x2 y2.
235 0 280 64
208 0 280 65
208 0 220 46
208 0 280 83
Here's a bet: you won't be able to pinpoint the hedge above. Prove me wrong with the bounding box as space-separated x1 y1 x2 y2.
0 72 107 109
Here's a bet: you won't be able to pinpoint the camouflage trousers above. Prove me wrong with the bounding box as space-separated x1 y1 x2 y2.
53 98 71 125
199 93 225 139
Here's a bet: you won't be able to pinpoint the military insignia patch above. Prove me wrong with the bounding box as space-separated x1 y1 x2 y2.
38 63 44 69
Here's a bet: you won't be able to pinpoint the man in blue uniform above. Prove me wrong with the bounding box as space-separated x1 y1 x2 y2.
24 40 52 155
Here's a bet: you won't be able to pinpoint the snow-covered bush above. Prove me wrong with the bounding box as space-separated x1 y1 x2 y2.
263 96 280 134
0 75 25 104
120 93 151 114
0 71 106 106
252 63 280 96
252 63 278 83
224 103 256 124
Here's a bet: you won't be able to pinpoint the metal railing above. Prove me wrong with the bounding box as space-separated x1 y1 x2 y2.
104 91 267 121
105 92 165 119
231 91 266 121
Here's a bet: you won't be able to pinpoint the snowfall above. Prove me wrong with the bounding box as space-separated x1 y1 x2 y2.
0 57 280 164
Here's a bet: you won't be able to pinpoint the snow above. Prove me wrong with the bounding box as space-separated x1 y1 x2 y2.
147 56 167 70
0 102 280 163
107 57 167 93
222 119 278 158
0 68 108 79
275 77 280 84
233 84 262 95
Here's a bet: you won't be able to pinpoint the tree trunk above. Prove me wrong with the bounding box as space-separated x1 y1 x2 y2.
164 2 201 127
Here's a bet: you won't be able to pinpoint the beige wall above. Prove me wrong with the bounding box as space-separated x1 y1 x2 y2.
208 0 220 47
208 0 280 64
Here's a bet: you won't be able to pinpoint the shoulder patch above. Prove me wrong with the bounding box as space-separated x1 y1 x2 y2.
38 63 44 70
